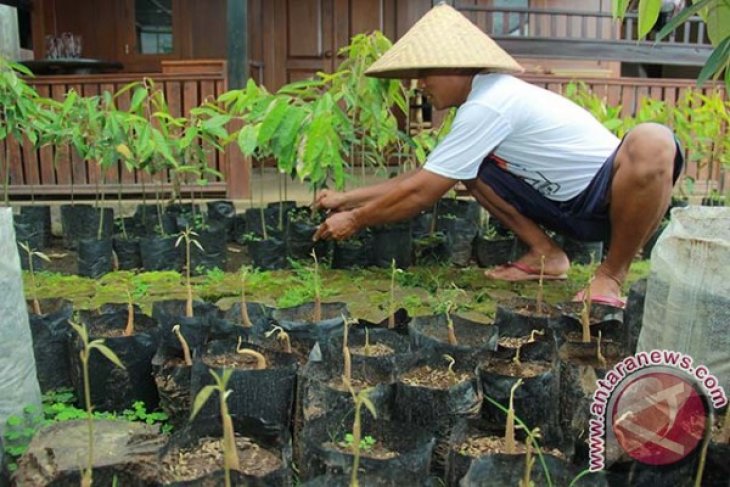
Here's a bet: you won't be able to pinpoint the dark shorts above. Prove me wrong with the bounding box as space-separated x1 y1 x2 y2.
477 134 684 242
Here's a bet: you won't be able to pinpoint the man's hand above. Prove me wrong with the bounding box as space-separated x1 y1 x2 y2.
313 210 360 241
314 189 347 212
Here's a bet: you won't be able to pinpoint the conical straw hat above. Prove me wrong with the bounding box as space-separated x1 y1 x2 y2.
365 3 523 78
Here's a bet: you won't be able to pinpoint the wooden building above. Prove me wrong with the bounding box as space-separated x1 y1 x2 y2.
1 0 722 199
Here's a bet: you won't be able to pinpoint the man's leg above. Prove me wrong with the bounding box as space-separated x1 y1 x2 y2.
463 178 570 279
591 123 676 298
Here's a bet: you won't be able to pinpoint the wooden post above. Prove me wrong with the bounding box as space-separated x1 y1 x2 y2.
227 0 248 90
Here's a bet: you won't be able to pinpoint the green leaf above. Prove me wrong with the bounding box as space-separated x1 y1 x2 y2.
237 124 260 155
638 0 662 39
699 0 730 47
190 385 216 420
258 98 289 147
360 394 378 419
697 36 730 86
89 341 126 369
129 87 148 112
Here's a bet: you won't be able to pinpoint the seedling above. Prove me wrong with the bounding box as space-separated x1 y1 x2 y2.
445 301 458 346
580 278 593 343
528 329 544 343
265 325 292 354
443 354 457 384
124 281 149 337
236 337 267 369
343 379 378 487
238 265 253 328
596 331 607 368
190 368 240 487
339 433 376 452
520 426 542 487
512 345 522 368
484 392 554 487
18 241 50 315
123 289 135 337
172 325 193 366
363 327 372 356
505 378 524 454
68 319 125 487
387 259 402 329
342 315 353 384
311 249 322 322
175 226 203 318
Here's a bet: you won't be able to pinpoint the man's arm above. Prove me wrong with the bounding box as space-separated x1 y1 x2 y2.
314 170 456 240
316 168 420 211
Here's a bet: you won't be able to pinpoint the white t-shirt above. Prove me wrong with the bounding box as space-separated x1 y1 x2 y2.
423 74 620 201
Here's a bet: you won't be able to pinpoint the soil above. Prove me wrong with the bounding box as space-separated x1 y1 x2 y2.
323 439 398 460
456 435 564 458
558 339 622 367
487 359 552 378
327 375 373 392
400 365 471 389
203 351 271 370
87 324 131 338
511 301 559 318
415 319 493 348
160 436 281 482
498 334 542 349
350 343 394 357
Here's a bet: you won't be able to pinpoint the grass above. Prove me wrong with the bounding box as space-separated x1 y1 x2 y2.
24 261 652 321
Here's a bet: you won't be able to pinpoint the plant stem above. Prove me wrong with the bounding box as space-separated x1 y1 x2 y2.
505 379 523 454
596 331 607 368
81 351 94 487
124 293 135 336
239 280 252 328
236 346 267 369
221 399 240 487
388 259 396 328
343 317 351 383
350 399 362 487
173 325 192 366
446 309 457 346
27 244 41 315
581 281 592 343
185 233 193 318
312 251 322 322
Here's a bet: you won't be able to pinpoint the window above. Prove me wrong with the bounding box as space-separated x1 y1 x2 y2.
135 0 174 54
492 0 529 36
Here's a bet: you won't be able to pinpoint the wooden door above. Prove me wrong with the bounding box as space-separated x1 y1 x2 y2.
263 0 399 90
116 0 184 72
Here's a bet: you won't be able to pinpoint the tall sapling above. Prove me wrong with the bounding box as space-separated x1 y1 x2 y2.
190 368 240 487
69 319 126 487
175 226 203 318
19 241 51 315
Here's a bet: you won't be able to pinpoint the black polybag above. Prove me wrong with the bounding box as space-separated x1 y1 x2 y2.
69 310 160 412
77 238 113 278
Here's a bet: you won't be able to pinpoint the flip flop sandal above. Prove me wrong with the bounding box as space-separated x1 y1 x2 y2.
484 261 568 282
573 290 627 309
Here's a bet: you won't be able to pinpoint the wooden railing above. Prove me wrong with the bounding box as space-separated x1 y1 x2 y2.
457 5 710 45
4 70 249 200
456 5 712 65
